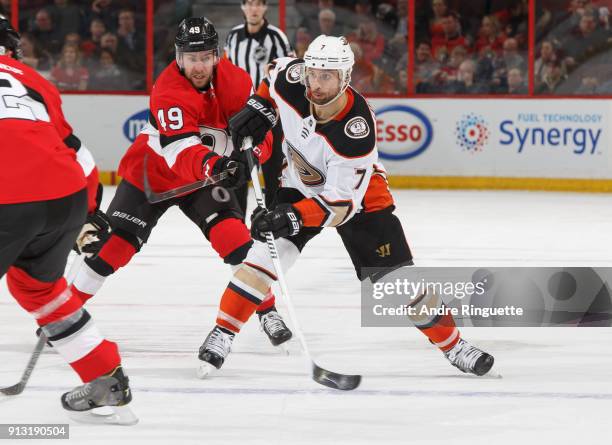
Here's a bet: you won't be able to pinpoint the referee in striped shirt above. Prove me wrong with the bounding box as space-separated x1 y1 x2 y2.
225 0 294 208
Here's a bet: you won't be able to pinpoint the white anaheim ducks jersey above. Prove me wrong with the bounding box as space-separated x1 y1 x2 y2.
268 57 383 226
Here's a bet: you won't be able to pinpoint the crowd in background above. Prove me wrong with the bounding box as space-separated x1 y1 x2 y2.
5 0 145 90
294 0 408 94
414 0 529 94
536 0 612 94
4 0 612 95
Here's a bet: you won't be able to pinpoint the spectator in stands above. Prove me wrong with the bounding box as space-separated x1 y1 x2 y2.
100 30 143 90
64 32 81 47
562 10 610 69
500 37 526 71
349 41 394 94
294 26 311 58
431 12 471 58
414 41 440 87
575 75 600 94
445 59 487 94
475 15 505 55
354 0 372 17
116 9 143 53
375 3 399 39
50 43 88 90
442 44 468 80
88 0 119 31
89 47 128 90
535 60 566 94
534 40 557 87
50 0 82 37
19 32 53 73
395 68 408 94
506 0 529 42
347 16 385 63
116 8 145 85
506 67 527 94
100 31 119 56
396 0 407 38
81 18 106 59
31 8 63 55
429 0 449 42
317 9 341 36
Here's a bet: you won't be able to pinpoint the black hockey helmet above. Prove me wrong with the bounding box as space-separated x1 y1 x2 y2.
0 14 21 59
175 17 218 54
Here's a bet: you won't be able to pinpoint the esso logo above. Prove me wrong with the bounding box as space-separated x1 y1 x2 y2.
375 105 433 160
123 109 149 142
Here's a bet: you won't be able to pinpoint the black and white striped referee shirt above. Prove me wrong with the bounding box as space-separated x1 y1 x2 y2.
224 20 294 89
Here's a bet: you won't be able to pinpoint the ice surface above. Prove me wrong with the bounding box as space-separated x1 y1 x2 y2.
1 188 611 444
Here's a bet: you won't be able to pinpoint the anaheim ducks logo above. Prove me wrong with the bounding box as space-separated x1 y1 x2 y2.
344 116 370 139
287 143 325 187
286 63 303 84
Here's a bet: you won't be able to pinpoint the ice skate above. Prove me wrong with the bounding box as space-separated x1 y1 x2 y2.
197 326 235 378
61 366 137 425
258 306 293 347
444 339 495 376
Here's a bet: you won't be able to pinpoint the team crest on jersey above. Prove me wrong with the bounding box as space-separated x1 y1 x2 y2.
344 116 370 139
199 126 233 156
286 63 303 84
287 142 325 187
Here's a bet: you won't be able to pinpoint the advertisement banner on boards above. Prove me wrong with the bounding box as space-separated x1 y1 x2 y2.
369 98 612 179
61 95 149 171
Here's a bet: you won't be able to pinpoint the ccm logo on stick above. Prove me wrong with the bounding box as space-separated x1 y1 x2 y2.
375 105 433 160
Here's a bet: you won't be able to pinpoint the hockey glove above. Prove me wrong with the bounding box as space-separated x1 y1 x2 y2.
251 204 303 242
208 155 248 189
73 209 111 256
229 94 277 149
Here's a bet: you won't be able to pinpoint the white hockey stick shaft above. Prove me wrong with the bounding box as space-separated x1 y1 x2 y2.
242 138 313 362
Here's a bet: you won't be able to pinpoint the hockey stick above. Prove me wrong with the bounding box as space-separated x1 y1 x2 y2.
0 255 85 396
143 154 235 204
243 137 361 391
0 333 47 396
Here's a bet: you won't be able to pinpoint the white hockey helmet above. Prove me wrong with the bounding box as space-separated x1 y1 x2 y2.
303 35 355 105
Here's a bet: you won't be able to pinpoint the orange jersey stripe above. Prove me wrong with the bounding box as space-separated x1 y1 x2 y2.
363 174 394 213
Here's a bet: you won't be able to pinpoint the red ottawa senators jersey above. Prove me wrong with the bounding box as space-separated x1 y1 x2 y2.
0 55 86 204
119 58 270 192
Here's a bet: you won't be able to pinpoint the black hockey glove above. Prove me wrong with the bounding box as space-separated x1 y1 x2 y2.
73 209 111 256
251 204 303 242
229 94 277 150
209 155 248 189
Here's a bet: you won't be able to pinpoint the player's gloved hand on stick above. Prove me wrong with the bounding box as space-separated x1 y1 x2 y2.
204 155 247 189
251 204 303 242
229 94 277 149
73 209 111 256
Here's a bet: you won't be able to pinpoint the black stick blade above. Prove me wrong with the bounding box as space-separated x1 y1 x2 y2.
312 363 361 391
0 383 24 396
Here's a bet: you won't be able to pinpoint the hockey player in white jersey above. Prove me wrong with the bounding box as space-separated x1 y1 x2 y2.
197 35 495 378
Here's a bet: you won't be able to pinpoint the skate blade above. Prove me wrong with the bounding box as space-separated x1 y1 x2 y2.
196 361 217 379
483 369 503 379
67 405 139 426
278 342 291 356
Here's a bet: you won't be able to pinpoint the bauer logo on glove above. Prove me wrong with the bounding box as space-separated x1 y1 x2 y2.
251 204 303 242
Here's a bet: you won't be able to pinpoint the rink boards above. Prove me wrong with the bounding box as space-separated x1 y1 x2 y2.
60 95 612 192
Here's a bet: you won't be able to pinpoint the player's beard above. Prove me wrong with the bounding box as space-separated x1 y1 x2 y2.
308 87 339 106
188 71 212 89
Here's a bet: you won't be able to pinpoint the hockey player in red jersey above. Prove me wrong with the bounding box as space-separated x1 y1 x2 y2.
69 17 293 348
198 35 495 378
0 15 135 423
